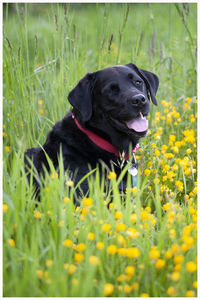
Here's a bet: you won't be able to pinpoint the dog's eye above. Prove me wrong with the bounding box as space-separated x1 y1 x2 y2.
110 83 120 93
135 80 142 86
128 73 134 80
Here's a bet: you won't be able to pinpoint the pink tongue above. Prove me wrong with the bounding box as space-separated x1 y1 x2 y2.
126 116 148 132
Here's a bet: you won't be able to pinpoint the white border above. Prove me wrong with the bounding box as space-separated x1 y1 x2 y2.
1 1 199 299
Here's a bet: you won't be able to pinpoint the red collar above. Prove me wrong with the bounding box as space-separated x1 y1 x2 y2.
72 114 139 160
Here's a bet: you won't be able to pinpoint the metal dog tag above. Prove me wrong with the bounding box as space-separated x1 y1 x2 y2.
128 167 138 176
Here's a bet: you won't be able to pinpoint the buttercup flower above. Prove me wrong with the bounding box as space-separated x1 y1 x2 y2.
83 197 93 207
170 272 180 281
108 172 117 179
8 239 15 247
150 246 160 260
63 239 73 248
104 283 114 296
126 247 140 258
3 204 8 213
155 259 166 269
96 242 104 250
107 245 117 255
125 266 135 276
89 256 100 266
186 261 197 273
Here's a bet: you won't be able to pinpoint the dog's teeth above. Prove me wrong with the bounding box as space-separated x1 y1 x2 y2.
140 112 144 119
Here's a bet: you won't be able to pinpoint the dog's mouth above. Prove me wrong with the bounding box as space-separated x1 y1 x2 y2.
125 112 148 137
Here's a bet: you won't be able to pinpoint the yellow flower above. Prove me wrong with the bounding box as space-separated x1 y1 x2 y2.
102 223 111 232
34 211 42 219
193 281 197 289
50 173 58 179
153 178 160 184
155 259 166 269
169 134 176 142
173 112 180 118
96 242 104 250
64 263 69 269
65 180 74 187
89 256 100 266
174 264 181 272
154 149 160 157
104 283 114 296
118 248 127 256
36 269 43 279
161 144 168 152
108 172 117 179
125 266 135 276
68 264 76 275
170 272 180 281
63 239 73 248
117 235 126 247
193 186 197 194
5 146 11 153
83 197 93 207
130 213 137 223
185 290 195 297
174 255 184 264
126 247 140 258
169 229 176 239
58 221 64 227
186 261 197 273
8 238 15 247
186 148 192 155
144 169 151 176
182 236 194 248
132 282 139 291
116 223 126 232
38 99 44 105
81 208 88 216
140 293 149 297
124 284 132 294
130 187 137 194
126 227 139 239
115 211 123 220
3 204 8 213
149 247 160 260
117 274 126 282
74 253 84 263
171 244 179 254
46 260 53 267
73 244 77 251
167 286 176 296
88 232 95 240
63 197 70 203
107 245 117 255
140 210 149 221
77 243 86 252
175 180 184 191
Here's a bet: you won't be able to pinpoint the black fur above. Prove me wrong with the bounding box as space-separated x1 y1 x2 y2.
24 64 159 199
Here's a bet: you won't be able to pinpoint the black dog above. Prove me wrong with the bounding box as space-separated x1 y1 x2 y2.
25 63 159 199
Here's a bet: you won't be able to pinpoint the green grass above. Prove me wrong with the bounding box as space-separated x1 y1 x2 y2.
3 3 197 297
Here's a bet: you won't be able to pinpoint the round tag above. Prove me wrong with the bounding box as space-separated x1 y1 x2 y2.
128 167 138 176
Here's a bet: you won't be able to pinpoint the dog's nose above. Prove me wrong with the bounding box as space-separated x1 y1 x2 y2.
130 94 146 106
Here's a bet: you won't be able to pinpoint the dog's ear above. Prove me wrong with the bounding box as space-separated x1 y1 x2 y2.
68 72 96 121
126 63 159 106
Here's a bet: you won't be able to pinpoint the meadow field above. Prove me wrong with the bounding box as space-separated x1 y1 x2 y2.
3 3 197 297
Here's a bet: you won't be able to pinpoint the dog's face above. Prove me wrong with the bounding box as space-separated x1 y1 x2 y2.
68 63 159 151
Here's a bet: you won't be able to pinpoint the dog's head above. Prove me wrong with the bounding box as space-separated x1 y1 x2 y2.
68 63 159 151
